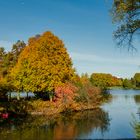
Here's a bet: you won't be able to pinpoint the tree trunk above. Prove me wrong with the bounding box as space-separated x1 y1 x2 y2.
27 92 29 99
17 92 20 100
50 97 52 102
8 92 11 101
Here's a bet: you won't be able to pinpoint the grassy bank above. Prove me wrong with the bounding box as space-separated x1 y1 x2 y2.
0 94 111 119
28 92 111 116
28 100 100 116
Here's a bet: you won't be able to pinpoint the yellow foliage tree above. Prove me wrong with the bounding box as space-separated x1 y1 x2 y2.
11 31 75 94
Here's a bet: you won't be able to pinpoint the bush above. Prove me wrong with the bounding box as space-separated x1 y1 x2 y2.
55 82 78 104
75 82 102 104
123 79 133 89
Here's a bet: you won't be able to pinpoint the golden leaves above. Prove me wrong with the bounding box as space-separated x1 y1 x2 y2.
11 31 75 92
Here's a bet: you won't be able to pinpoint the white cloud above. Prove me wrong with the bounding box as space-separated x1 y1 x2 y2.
70 52 140 66
0 40 13 51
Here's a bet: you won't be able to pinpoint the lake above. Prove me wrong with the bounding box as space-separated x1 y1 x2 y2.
0 89 140 140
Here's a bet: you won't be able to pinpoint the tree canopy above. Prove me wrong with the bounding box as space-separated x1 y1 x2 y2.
11 31 75 93
90 73 122 88
0 41 26 93
0 40 26 78
112 0 140 50
123 78 133 88
134 73 140 87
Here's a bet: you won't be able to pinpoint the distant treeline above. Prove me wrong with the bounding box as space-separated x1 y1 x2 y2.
89 73 140 89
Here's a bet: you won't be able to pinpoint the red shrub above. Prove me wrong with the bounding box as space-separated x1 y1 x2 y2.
55 82 78 103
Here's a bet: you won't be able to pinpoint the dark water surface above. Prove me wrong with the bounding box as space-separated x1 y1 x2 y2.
0 89 140 140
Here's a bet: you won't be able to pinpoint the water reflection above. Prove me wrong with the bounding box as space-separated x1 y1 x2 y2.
1 89 140 139
0 109 110 140
134 95 140 105
133 94 140 138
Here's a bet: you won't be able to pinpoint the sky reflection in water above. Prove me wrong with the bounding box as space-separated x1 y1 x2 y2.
0 89 140 139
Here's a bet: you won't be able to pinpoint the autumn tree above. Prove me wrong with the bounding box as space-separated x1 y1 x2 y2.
55 82 78 106
0 47 5 60
0 41 26 95
11 31 75 99
0 41 25 78
123 78 133 88
111 0 140 50
134 73 140 87
90 73 122 88
11 40 26 66
0 47 6 77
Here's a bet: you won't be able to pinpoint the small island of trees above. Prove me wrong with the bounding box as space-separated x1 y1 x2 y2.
0 31 139 119
0 31 111 117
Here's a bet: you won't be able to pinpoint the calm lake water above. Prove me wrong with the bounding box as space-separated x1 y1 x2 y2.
1 89 140 140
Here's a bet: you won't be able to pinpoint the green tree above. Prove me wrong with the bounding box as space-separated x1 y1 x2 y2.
0 47 5 58
0 41 26 98
131 78 136 88
111 0 140 49
11 31 75 98
134 73 140 87
0 47 6 77
11 40 26 66
0 41 26 78
123 78 133 88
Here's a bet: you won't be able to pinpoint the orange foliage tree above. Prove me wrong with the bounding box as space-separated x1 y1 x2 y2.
11 31 75 96
55 82 78 104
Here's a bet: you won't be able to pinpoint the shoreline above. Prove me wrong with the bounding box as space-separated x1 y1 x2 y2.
28 101 102 116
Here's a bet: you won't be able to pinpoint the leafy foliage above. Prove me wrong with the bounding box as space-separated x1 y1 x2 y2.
123 78 133 89
11 31 75 93
75 82 102 104
111 0 140 49
55 82 78 103
90 73 122 88
11 40 26 66
0 41 26 78
73 73 104 104
0 40 26 97
134 73 140 87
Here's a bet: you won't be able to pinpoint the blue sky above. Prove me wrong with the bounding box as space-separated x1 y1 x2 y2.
0 0 140 78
